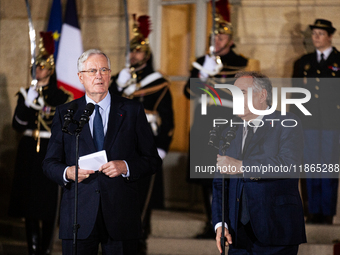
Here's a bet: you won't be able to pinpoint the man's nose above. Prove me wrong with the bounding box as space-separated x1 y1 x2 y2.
95 70 103 78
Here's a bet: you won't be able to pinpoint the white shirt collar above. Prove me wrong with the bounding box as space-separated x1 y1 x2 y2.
85 92 111 111
316 47 333 62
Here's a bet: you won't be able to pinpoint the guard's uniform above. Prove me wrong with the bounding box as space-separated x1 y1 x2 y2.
110 62 174 163
9 73 72 220
110 58 174 217
292 47 340 217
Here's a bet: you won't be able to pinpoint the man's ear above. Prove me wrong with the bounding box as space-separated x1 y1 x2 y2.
77 72 84 84
260 89 267 103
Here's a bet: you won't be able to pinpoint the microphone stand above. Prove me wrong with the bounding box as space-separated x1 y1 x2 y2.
220 147 227 255
73 131 80 255
63 121 85 255
208 118 240 255
62 102 94 255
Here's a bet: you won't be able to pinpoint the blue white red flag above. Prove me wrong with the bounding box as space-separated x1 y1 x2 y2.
56 0 85 99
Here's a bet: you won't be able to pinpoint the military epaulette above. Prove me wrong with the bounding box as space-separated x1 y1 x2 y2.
222 64 247 70
132 82 169 97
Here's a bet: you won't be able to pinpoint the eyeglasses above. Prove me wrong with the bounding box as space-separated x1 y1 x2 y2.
81 67 110 76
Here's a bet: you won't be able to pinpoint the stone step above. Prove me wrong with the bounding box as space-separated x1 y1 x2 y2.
0 218 26 241
0 237 62 255
0 236 336 255
151 210 340 244
147 237 337 255
306 224 340 244
2 211 340 255
151 210 207 239
147 237 217 255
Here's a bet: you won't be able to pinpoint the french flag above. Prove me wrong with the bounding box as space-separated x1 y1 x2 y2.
56 0 85 99
47 0 62 62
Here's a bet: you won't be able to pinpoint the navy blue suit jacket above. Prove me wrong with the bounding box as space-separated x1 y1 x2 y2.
43 93 162 240
212 111 306 246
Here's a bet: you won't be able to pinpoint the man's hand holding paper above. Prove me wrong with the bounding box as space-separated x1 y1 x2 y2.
66 166 95 183
78 150 127 179
99 161 128 178
79 150 108 171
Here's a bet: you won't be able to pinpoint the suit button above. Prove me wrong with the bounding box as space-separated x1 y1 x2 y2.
332 72 336 76
315 85 319 90
317 70 320 74
237 198 240 202
95 189 100 194
315 94 319 98
316 78 320 82
337 105 340 109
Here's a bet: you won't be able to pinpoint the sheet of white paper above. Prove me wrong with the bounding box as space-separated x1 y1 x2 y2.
79 150 108 171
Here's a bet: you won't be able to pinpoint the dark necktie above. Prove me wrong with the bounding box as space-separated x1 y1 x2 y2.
93 104 104 151
240 125 254 225
242 126 254 158
320 53 325 67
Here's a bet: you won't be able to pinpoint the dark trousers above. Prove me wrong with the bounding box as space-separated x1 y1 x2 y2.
62 204 138 255
228 222 299 255
303 129 340 215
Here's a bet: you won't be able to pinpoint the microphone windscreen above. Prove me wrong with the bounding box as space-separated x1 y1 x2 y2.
85 103 95 116
68 101 78 113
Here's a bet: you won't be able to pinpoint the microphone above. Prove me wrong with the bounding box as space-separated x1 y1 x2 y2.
62 101 78 134
223 117 242 149
208 125 221 148
75 103 95 134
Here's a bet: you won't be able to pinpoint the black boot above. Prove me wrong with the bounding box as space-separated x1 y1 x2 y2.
25 218 41 255
41 219 55 255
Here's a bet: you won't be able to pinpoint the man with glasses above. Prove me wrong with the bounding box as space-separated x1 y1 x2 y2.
43 49 161 255
212 72 306 254
184 4 259 239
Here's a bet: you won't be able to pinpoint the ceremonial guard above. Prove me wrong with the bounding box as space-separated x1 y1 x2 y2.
9 32 73 255
184 0 260 239
110 15 174 254
292 19 340 224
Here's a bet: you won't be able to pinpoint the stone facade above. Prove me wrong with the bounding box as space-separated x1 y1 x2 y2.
1 0 340 215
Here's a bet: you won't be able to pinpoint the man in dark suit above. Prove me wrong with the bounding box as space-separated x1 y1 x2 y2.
43 49 162 255
212 72 306 254
184 13 260 240
292 19 340 224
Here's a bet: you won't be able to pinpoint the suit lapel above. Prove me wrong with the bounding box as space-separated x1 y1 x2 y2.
103 95 126 151
243 111 278 158
234 127 243 159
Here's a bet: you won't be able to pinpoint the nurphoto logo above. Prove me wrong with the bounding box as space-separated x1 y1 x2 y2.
201 84 311 117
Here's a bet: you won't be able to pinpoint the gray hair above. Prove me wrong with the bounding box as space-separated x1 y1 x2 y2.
235 71 272 106
77 49 111 72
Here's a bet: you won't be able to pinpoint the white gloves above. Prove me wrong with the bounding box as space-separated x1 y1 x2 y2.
200 54 218 80
25 86 38 108
116 68 132 89
192 54 223 81
157 148 167 160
